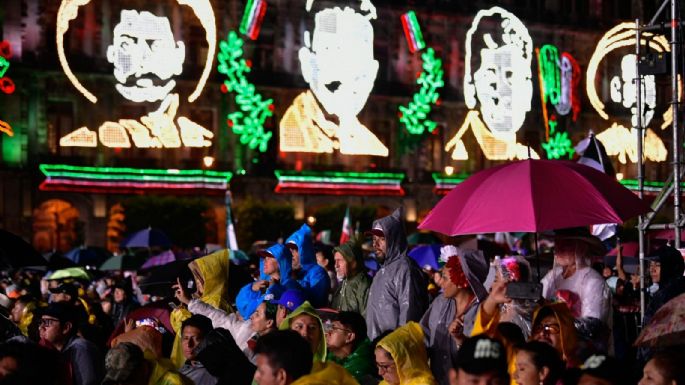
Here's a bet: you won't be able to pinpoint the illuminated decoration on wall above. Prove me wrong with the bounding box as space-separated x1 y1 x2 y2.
279 1 388 156
274 170 405 196
401 11 425 53
217 31 274 153
432 172 469 195
446 7 539 161
0 40 15 95
620 178 685 193
56 0 216 149
39 164 232 194
398 10 444 138
0 120 12 137
536 44 580 159
586 22 676 164
239 0 267 40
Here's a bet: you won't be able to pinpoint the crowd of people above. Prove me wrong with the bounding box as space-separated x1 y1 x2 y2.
1 207 685 385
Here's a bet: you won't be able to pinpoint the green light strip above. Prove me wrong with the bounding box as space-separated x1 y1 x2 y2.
275 170 404 180
619 179 685 189
277 176 400 185
431 172 469 185
40 164 232 182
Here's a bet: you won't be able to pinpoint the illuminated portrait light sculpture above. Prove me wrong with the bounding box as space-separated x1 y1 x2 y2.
586 22 672 164
56 1 216 149
445 7 539 161
279 0 388 156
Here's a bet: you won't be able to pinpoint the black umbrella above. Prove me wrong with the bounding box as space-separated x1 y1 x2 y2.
0 229 47 269
139 260 193 297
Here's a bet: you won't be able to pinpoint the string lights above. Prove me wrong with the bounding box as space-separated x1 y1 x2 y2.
56 1 216 149
274 170 404 196
217 31 274 153
239 0 267 40
0 41 14 136
446 7 537 161
40 164 232 194
586 22 671 164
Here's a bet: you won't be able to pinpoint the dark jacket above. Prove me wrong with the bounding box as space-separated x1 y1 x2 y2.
365 208 428 340
63 335 104 385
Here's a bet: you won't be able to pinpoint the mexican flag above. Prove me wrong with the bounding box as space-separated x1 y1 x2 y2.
339 207 352 245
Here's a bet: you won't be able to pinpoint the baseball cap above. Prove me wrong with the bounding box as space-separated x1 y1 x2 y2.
102 342 145 385
270 289 306 312
39 302 78 325
364 226 385 238
580 354 623 385
456 335 508 377
48 282 79 299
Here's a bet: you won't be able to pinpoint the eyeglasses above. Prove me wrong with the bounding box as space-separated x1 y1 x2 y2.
325 326 352 334
533 323 560 336
376 361 395 373
39 318 60 327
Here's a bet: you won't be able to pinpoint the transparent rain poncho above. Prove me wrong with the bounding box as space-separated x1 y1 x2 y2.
496 255 535 339
541 237 611 323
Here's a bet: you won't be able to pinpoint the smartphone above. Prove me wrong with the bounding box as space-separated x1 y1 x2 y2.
506 282 542 301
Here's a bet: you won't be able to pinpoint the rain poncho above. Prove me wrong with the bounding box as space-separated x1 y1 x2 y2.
377 322 438 385
366 209 428 340
291 361 360 385
421 248 488 385
531 302 578 366
170 250 231 367
326 339 375 384
278 301 327 363
331 240 371 316
235 244 302 319
187 299 253 353
287 224 331 308
541 264 610 322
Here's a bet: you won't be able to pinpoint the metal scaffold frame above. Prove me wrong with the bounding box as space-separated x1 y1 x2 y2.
635 0 682 321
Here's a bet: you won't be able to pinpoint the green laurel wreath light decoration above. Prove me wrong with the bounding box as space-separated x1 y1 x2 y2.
399 48 445 136
542 121 575 159
217 31 273 153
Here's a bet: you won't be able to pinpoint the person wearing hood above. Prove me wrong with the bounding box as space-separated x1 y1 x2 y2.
110 278 140 329
102 342 186 385
366 208 428 340
286 224 331 308
331 238 371 317
374 321 437 385
235 244 303 323
420 246 489 385
541 231 611 323
170 249 231 368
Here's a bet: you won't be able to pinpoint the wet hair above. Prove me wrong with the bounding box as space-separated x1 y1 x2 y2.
254 330 313 380
650 349 685 385
181 314 213 336
517 341 565 385
264 302 278 325
496 322 525 347
336 311 367 346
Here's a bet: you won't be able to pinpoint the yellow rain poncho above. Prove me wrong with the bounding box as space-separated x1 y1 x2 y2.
291 361 359 385
170 250 230 367
376 322 437 385
278 301 327 364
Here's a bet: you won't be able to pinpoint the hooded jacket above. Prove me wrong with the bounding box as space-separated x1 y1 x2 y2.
235 244 302 320
291 361 360 385
331 240 371 316
532 303 578 366
171 250 231 367
366 208 428 340
377 322 437 385
278 301 327 363
287 224 331 308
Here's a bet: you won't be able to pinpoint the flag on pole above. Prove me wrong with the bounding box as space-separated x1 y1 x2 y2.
226 191 239 251
340 207 352 245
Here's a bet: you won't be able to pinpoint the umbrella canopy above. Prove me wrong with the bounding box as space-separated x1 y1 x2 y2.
407 232 441 246
140 250 190 270
120 228 171 249
48 267 91 281
64 246 110 266
100 253 146 271
420 159 650 235
139 260 192 297
110 301 174 338
635 292 685 347
408 244 442 271
0 229 47 269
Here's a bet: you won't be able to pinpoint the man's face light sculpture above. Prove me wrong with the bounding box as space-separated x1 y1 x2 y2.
107 10 185 103
299 7 379 119
609 54 656 128
465 8 533 139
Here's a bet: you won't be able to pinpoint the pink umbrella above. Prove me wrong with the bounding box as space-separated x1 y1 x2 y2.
420 159 650 235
